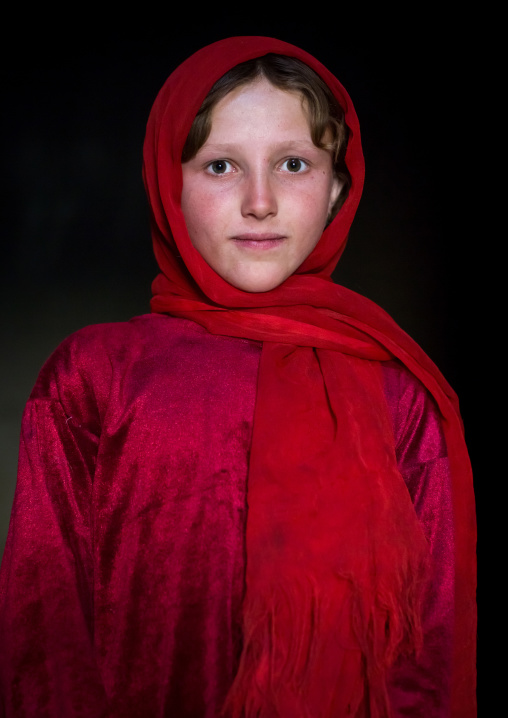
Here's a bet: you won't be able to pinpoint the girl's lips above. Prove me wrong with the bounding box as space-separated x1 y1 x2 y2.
232 233 287 249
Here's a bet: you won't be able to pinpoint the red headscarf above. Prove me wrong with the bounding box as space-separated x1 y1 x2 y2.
143 37 476 717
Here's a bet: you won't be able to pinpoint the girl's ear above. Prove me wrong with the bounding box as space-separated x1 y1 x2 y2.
328 177 343 217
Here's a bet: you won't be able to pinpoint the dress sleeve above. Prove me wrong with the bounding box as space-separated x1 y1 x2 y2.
383 361 455 717
0 335 110 717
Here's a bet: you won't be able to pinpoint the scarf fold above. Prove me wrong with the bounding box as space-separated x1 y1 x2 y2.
142 37 476 717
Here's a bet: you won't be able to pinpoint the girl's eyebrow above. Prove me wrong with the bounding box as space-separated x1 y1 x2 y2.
197 139 320 155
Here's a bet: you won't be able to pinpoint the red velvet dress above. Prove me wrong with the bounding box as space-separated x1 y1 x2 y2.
0 314 454 717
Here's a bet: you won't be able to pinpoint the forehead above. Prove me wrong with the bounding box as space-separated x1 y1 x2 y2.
205 77 312 142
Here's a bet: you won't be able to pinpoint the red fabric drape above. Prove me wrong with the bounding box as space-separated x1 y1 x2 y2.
142 37 476 717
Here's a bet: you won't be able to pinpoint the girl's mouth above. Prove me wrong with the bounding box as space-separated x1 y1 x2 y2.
232 233 286 249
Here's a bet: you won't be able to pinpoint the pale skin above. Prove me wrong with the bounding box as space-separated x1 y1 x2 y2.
180 77 342 293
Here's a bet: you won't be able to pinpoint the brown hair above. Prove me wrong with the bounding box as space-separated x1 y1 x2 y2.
181 54 351 218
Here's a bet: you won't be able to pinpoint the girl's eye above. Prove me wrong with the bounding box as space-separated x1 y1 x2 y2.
282 158 308 173
206 160 234 175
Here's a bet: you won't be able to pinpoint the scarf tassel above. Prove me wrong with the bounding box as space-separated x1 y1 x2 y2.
222 567 426 718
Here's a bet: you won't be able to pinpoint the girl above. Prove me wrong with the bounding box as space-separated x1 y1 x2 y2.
0 36 476 717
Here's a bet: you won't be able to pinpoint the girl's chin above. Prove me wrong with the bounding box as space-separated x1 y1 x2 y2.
225 268 291 293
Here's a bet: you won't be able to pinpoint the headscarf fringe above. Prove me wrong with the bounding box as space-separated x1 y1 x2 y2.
222 562 427 718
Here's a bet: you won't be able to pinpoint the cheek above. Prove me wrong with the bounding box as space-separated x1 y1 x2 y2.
181 187 214 242
181 191 235 265
293 179 333 232
181 179 233 236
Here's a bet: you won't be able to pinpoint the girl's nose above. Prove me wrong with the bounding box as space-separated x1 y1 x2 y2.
240 170 277 219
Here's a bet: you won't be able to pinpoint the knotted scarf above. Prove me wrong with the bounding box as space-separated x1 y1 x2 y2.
142 37 476 717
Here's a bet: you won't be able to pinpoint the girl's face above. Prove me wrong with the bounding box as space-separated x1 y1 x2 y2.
181 77 342 293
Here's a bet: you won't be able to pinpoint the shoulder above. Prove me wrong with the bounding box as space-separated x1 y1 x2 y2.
29 314 208 406
381 359 447 464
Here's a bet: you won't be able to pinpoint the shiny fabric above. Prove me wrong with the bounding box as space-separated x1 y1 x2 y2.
142 36 476 716
1 315 454 717
383 361 454 717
